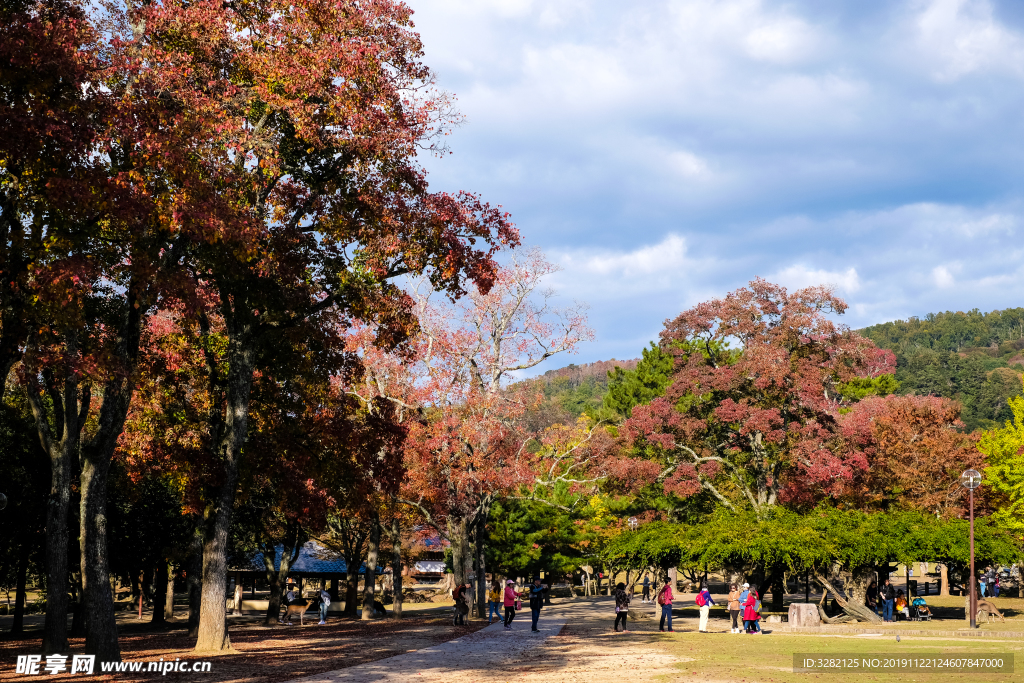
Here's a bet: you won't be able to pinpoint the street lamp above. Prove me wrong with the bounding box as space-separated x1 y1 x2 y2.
961 468 982 629
627 517 638 531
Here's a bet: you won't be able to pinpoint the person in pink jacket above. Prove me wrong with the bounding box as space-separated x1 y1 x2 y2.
743 587 761 634
657 581 674 632
502 580 520 630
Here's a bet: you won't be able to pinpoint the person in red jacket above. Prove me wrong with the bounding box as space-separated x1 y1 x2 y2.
743 587 761 634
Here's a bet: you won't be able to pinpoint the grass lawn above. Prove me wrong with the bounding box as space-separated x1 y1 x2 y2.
658 632 1024 683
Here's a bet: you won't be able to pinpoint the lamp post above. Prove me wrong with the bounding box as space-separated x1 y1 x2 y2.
961 468 982 629
627 517 638 531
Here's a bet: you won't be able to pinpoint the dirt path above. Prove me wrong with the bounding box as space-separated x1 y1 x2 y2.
288 598 686 683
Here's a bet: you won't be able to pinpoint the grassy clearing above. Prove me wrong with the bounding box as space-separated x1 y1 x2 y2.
657 632 1024 683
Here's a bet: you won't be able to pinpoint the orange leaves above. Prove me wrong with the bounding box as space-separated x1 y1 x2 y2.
839 394 986 517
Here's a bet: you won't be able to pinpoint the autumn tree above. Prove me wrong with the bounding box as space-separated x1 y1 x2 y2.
118 0 516 651
1 0 104 654
624 279 894 518
3 0 186 658
396 248 592 614
840 394 987 517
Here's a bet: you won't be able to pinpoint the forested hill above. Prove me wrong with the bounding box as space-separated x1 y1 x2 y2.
859 308 1024 431
523 358 638 431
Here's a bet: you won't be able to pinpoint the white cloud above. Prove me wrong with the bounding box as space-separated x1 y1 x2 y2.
557 234 688 277
773 265 862 293
743 15 819 64
911 0 1024 81
668 150 711 178
932 265 956 288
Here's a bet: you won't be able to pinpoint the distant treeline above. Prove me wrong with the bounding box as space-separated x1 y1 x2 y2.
861 308 1024 431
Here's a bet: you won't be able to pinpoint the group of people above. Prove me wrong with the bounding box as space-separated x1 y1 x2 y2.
979 566 1001 598
614 578 763 634
481 578 549 632
866 578 931 622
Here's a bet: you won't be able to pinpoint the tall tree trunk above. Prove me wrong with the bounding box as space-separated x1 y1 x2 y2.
361 519 381 620
336 523 367 617
448 516 469 588
187 534 203 638
194 330 254 652
151 562 167 626
195 474 238 651
262 523 302 625
939 564 950 597
10 541 28 634
79 434 120 660
24 357 89 655
164 563 175 620
475 514 487 619
391 516 402 619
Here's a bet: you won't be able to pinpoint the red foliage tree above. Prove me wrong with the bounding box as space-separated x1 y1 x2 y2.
624 279 894 517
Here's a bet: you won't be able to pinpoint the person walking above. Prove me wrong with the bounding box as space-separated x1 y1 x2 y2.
318 587 331 625
614 582 631 632
696 583 716 632
502 580 519 630
657 580 674 632
727 583 742 633
882 579 895 622
742 586 761 634
993 574 1001 598
487 579 503 623
528 577 548 632
642 575 651 603
979 572 987 598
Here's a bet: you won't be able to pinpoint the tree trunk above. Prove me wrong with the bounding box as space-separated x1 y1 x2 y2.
79 436 120 660
195 476 238 651
10 542 28 634
448 515 469 588
771 571 785 611
187 534 203 638
193 321 255 652
815 589 855 624
391 516 403 619
70 572 86 638
15 365 91 657
152 562 167 626
24 364 86 656
262 523 302 625
814 572 881 623
939 564 950 597
475 514 487 619
164 563 175 620
361 519 381 620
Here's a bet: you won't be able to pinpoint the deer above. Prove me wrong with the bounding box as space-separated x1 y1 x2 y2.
281 597 313 626
977 599 1006 623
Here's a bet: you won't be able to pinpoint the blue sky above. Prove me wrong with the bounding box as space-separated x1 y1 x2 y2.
411 0 1024 370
